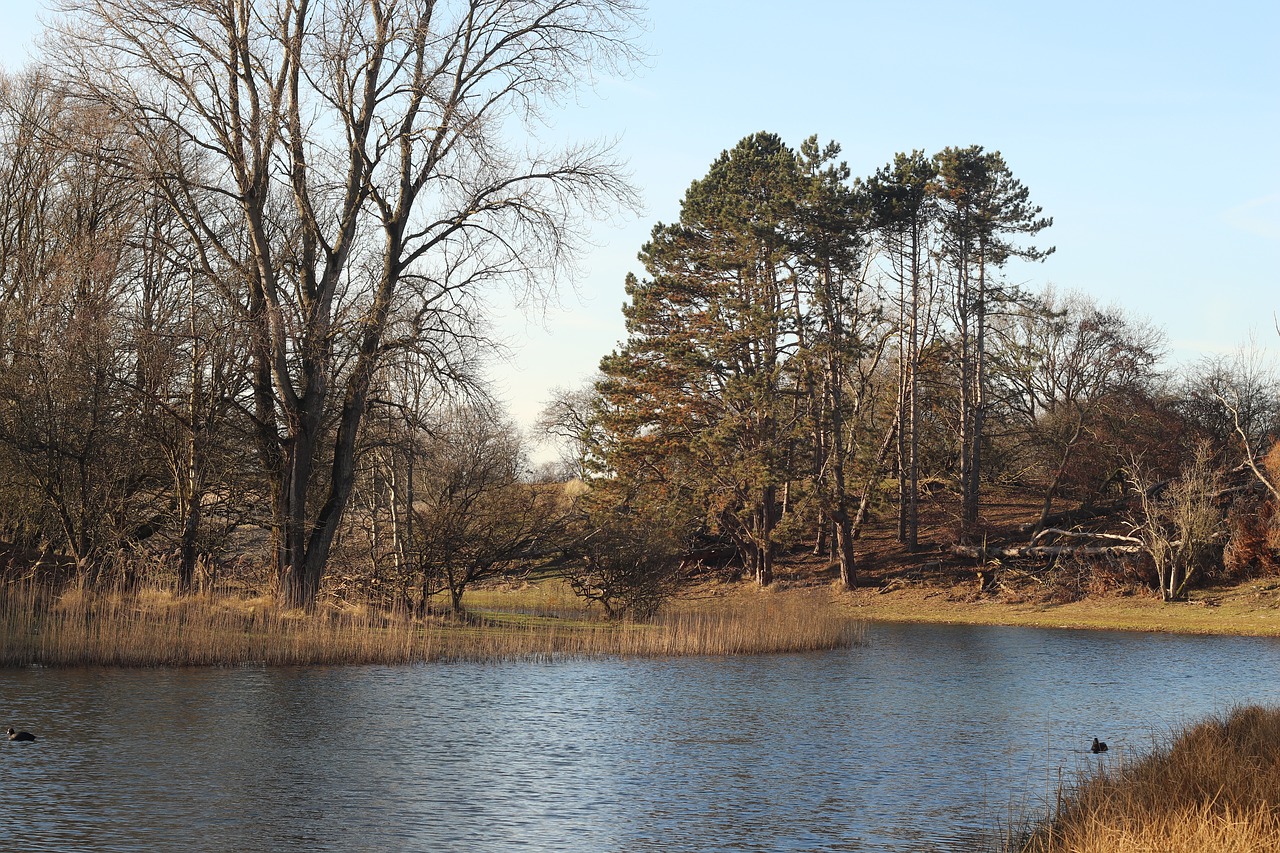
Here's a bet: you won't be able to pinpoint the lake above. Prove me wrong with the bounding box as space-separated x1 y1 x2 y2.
4 621 1280 851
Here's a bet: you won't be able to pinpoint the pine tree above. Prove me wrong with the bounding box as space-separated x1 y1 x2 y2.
867 151 938 550
934 146 1053 542
597 132 808 586
792 137 873 587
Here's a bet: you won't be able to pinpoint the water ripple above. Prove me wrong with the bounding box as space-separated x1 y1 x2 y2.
3 625 1280 851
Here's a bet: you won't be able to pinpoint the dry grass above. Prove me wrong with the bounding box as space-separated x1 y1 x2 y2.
1014 706 1280 852
0 583 862 667
840 582 1280 637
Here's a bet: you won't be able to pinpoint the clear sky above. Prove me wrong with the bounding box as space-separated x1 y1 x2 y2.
3 1 1278 441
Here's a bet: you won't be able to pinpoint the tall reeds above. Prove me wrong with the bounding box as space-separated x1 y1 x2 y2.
0 583 862 667
1014 705 1280 852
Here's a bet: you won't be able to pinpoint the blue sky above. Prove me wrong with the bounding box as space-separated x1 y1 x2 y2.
3 1 1277 435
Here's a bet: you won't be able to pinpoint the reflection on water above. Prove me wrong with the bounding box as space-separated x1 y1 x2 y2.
3 623 1280 851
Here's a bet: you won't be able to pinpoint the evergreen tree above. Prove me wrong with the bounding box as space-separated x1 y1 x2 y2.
792 137 873 587
598 132 808 586
934 146 1052 542
866 151 938 550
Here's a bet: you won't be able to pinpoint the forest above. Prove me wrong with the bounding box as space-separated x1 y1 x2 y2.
569 131 1279 606
1 0 1277 621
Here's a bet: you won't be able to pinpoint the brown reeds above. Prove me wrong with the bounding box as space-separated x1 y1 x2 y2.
1015 706 1280 852
0 583 862 667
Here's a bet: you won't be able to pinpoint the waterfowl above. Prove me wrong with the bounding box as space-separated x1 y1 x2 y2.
7 727 35 742
1091 737 1107 754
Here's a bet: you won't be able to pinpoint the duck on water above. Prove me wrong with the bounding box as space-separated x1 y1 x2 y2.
7 727 35 742
1091 737 1108 754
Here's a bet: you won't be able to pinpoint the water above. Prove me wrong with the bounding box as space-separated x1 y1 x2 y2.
3 622 1280 851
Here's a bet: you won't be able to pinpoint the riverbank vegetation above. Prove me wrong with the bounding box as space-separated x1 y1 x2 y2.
0 2 1277 640
0 581 861 667
1011 706 1280 852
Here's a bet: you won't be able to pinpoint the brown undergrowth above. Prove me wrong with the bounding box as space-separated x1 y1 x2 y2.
1012 706 1280 853
0 582 862 667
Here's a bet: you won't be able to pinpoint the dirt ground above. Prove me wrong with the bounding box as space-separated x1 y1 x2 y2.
736 488 1280 637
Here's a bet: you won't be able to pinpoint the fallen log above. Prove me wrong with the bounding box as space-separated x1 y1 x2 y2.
952 543 1145 560
1031 528 1143 546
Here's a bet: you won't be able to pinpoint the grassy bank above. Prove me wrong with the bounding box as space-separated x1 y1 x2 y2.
1011 706 1280 852
838 582 1280 637
0 583 862 667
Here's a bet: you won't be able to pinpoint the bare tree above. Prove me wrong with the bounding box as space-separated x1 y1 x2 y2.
0 69 259 590
410 405 561 615
0 71 151 569
993 289 1164 530
1129 443 1225 601
132 245 250 593
535 377 605 482
1184 344 1280 502
566 509 682 619
348 350 475 608
52 0 640 606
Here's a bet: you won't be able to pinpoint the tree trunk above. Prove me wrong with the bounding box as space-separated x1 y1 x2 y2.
176 399 204 595
853 412 901 539
961 262 984 541
756 492 776 587
897 272 909 543
834 509 855 589
952 543 1143 559
177 499 201 594
277 402 325 609
905 233 922 550
1036 459 1070 533
813 520 829 557
957 279 976 543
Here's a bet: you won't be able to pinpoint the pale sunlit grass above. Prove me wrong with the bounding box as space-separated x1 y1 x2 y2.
0 583 862 667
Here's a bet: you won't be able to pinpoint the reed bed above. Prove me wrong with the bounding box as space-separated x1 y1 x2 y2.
0 583 862 667
1014 705 1280 852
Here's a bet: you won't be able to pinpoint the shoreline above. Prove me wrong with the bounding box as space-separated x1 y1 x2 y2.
0 583 861 668
4 574 1278 670
830 581 1280 637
